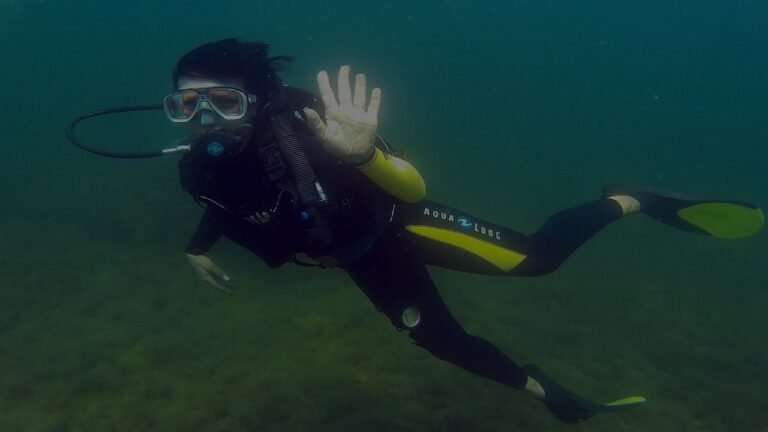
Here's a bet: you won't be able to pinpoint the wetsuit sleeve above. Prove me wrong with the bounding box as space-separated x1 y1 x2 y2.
185 206 224 255
356 147 426 203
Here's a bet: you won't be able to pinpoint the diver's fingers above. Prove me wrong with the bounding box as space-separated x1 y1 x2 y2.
303 108 329 140
353 73 366 107
210 271 239 290
203 275 234 295
316 70 338 109
204 262 230 281
367 88 382 120
337 65 352 105
204 261 237 287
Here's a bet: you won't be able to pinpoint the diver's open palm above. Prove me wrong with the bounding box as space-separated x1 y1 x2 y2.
303 65 381 165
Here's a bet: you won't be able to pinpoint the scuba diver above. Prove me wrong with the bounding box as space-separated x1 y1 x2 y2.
68 38 764 424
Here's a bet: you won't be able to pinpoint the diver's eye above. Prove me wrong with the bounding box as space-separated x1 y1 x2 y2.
181 92 199 113
210 90 243 114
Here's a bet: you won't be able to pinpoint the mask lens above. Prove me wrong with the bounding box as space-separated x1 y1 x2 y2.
209 89 247 117
164 90 200 121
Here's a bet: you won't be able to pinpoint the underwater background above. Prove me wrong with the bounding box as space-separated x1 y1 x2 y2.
1 0 766 430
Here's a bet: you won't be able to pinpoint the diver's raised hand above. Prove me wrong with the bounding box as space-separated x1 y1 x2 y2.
186 253 237 295
303 65 381 165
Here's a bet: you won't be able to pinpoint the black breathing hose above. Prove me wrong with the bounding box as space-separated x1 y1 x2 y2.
66 104 172 159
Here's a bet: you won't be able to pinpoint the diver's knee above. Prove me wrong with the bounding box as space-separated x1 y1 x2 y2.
383 304 466 354
377 304 423 332
405 310 465 349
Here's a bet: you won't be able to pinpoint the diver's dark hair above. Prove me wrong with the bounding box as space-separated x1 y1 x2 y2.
172 38 292 98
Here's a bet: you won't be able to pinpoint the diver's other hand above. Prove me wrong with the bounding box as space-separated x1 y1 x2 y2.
185 253 236 295
303 65 381 165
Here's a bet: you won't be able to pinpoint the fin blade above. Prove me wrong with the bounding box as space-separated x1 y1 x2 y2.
602 395 647 409
677 203 764 238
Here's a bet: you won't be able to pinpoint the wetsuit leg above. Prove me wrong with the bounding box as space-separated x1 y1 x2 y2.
395 198 623 276
343 236 528 389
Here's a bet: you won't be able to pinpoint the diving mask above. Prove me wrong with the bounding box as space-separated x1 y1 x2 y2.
163 87 259 123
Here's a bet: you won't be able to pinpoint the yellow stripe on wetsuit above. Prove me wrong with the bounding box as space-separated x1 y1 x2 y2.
357 147 426 203
405 225 527 272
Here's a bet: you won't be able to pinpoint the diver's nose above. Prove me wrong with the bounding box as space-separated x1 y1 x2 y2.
199 109 216 125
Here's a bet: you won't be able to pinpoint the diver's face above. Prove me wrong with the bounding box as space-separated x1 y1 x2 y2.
177 77 250 131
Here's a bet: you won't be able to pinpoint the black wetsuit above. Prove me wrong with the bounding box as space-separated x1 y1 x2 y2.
180 88 395 266
180 87 624 391
346 199 621 389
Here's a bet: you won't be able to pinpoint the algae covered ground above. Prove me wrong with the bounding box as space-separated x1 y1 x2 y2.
1 159 766 431
1 0 767 430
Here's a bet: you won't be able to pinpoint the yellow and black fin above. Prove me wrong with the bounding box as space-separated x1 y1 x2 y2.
603 184 764 239
522 364 646 424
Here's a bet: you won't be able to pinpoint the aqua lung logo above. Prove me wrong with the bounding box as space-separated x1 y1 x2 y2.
423 207 502 240
457 216 473 229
